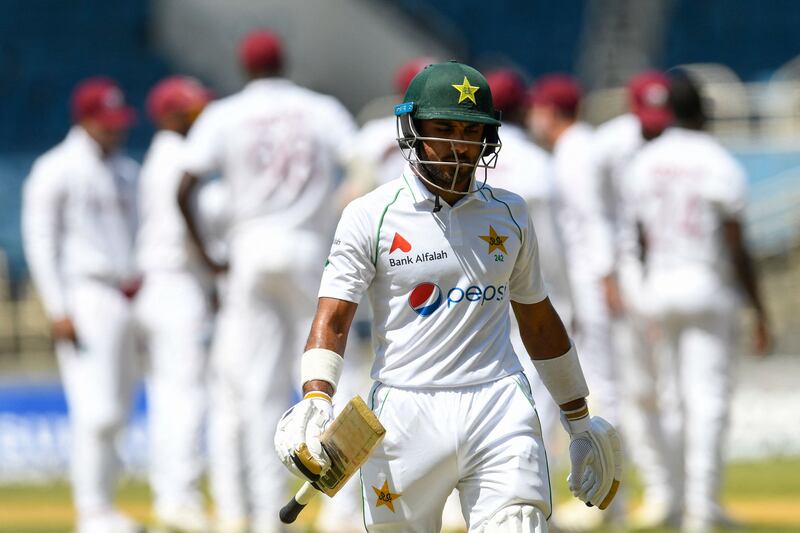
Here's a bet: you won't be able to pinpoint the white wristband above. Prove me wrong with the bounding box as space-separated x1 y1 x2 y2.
301 348 344 393
531 342 589 406
561 405 591 435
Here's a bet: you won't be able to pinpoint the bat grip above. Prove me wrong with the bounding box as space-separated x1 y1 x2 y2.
279 481 318 524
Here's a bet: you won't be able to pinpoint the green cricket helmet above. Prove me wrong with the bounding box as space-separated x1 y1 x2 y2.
394 60 502 194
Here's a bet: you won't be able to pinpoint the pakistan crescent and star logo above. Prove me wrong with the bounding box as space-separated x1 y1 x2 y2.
479 225 509 254
452 76 479 104
372 480 401 512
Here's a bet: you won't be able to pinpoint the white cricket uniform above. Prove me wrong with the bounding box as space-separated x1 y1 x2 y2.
182 77 356 530
551 123 619 426
330 113 470 532
135 129 214 520
22 126 139 518
320 168 551 532
628 127 746 524
593 114 672 509
486 123 572 456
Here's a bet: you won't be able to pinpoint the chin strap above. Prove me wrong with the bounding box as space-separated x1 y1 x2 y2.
433 194 442 213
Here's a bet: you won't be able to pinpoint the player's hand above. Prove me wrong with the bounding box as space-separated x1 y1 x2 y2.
753 313 771 356
203 253 229 275
602 274 625 317
274 392 334 482
562 411 623 510
51 317 79 347
119 277 143 300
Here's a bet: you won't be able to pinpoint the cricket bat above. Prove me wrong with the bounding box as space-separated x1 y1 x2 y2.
279 395 386 524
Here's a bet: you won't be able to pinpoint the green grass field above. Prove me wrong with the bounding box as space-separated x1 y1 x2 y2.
1 458 799 532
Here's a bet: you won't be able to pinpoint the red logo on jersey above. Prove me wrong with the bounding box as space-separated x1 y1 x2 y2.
390 233 412 254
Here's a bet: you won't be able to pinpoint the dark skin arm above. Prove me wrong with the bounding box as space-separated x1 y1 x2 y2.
723 219 771 355
302 297 358 396
51 317 79 347
602 273 624 317
512 297 586 412
177 172 227 274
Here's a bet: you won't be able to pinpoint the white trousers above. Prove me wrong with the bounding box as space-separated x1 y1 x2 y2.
56 279 139 518
208 226 322 529
568 272 619 426
613 261 673 508
653 300 736 522
361 374 551 533
136 271 211 519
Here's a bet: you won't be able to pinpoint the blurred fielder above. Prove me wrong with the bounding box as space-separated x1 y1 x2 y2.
628 72 771 533
484 68 573 460
592 70 676 527
178 29 356 533
526 74 624 527
274 61 622 533
22 78 142 533
136 76 214 533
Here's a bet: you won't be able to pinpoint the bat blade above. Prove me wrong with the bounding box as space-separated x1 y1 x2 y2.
316 394 386 496
279 395 385 523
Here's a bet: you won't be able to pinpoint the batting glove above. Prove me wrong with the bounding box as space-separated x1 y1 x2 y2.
561 408 623 510
274 391 334 483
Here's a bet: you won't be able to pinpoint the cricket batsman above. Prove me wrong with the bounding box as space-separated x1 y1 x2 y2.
275 61 622 532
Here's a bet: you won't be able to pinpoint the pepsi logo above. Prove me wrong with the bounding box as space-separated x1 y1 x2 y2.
408 282 443 317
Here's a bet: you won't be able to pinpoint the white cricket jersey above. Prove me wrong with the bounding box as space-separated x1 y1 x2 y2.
628 127 746 281
487 124 571 308
552 122 615 279
319 167 548 388
22 126 139 317
136 130 206 276
592 113 650 290
182 78 357 235
592 114 643 235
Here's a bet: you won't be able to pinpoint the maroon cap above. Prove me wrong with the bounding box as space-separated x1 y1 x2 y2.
239 29 283 72
485 68 526 116
628 70 672 133
147 76 212 123
394 57 436 95
71 77 136 130
528 74 582 114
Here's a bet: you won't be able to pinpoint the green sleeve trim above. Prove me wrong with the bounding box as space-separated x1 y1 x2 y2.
487 187 523 243
373 188 404 265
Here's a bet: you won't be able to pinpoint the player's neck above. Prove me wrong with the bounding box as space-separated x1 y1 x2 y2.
421 174 468 207
423 182 463 207
550 120 573 147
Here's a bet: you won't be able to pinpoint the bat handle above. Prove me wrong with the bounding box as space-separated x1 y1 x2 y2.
279 481 319 524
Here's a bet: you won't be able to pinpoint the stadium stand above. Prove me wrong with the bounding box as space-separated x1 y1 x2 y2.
0 0 169 152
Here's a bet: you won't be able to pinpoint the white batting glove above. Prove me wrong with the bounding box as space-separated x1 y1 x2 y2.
274 391 334 483
561 407 623 510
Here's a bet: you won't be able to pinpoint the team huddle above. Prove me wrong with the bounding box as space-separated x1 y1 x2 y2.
22 27 768 533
